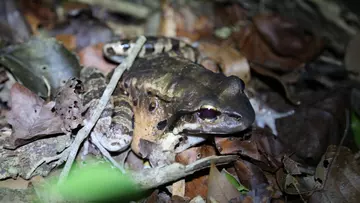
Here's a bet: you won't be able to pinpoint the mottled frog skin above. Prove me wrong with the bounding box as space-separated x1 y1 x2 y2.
84 36 255 156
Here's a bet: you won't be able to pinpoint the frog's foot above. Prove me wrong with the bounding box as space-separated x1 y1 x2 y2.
97 126 132 152
256 109 295 136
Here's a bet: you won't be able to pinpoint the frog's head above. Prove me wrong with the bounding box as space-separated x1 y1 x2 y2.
173 75 255 135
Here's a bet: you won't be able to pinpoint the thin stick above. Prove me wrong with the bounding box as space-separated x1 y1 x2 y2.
58 36 147 184
90 133 126 173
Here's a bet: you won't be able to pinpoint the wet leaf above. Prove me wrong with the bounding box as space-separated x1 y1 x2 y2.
206 162 241 202
5 83 63 149
0 38 81 98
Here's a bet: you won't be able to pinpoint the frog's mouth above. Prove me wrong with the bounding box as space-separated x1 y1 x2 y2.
173 105 254 134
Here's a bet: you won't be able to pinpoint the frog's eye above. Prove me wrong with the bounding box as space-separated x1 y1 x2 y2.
198 105 221 120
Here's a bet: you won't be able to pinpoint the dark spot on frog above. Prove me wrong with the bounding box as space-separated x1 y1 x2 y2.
68 110 71 113
323 159 329 168
34 109 37 113
157 120 167 130
51 107 56 112
42 66 47 71
148 101 156 112
73 116 77 120
68 106 72 109
106 47 116 56
133 99 138 106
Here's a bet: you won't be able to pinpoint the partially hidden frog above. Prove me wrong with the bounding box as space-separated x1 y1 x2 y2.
83 37 255 161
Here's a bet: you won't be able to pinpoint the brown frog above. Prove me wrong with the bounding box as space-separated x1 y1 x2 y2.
84 37 255 160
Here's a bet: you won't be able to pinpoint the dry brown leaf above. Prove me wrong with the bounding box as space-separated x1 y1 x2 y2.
56 34 77 51
176 145 216 199
78 43 116 75
198 42 251 84
5 83 64 149
207 162 241 202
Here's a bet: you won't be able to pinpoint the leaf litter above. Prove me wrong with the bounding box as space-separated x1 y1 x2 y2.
0 0 359 202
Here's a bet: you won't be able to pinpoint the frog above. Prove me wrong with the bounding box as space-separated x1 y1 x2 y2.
83 36 255 163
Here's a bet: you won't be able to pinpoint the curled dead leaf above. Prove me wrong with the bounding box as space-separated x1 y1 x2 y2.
5 83 63 149
198 42 251 84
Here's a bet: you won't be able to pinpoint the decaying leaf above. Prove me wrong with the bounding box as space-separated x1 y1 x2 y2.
53 78 85 132
206 162 241 202
5 83 64 149
310 145 360 202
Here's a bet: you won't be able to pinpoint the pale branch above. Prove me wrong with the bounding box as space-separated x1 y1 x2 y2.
90 133 126 173
58 36 147 184
130 155 238 190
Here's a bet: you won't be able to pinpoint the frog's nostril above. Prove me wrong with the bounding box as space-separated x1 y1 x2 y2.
229 114 242 121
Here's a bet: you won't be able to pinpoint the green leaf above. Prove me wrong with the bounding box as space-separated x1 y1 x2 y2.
53 162 144 202
221 169 249 194
351 111 360 148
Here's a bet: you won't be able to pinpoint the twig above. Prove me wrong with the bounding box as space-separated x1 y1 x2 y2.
58 36 147 184
90 133 126 173
130 155 238 190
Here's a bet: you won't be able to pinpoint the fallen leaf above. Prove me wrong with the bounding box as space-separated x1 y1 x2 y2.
215 128 285 172
206 162 241 202
198 42 251 84
78 43 116 75
0 38 81 98
222 169 249 193
176 145 216 199
253 13 324 61
53 78 85 132
5 83 64 149
310 145 360 202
